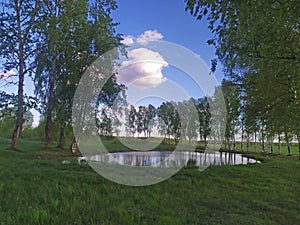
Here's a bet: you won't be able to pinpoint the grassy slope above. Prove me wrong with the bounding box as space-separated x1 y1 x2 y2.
0 138 299 225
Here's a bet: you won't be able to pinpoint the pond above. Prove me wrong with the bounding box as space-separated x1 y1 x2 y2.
86 151 260 168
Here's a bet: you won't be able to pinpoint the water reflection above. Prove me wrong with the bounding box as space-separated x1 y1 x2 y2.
88 151 260 168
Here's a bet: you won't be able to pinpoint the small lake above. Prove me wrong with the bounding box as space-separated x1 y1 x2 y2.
87 151 260 168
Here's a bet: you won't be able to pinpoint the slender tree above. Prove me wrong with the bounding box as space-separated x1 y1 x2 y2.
221 80 240 150
195 97 211 147
0 0 40 148
145 104 157 138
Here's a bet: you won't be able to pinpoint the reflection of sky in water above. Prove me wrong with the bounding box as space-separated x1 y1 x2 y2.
88 151 260 168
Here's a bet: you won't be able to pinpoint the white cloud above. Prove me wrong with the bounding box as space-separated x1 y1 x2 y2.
121 35 135 46
117 48 168 90
121 30 164 46
117 30 167 90
136 30 164 44
0 70 15 80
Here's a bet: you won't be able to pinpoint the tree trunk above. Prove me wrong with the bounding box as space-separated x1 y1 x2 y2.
297 134 300 156
271 141 273 154
278 134 281 154
11 3 25 149
298 134 300 157
287 141 291 155
268 141 273 154
11 71 24 148
261 139 265 153
240 125 244 152
246 141 250 152
261 128 265 153
284 131 291 155
233 135 236 152
57 122 65 149
246 134 250 153
254 132 257 152
45 43 57 148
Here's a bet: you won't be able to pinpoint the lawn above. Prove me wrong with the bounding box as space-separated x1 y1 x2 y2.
0 138 299 225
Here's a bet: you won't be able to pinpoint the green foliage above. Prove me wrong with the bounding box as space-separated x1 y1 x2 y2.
0 0 39 74
0 92 36 138
157 101 178 140
126 105 137 136
222 80 240 144
0 114 15 138
32 0 122 147
118 97 212 144
98 108 113 135
194 97 211 144
186 0 300 154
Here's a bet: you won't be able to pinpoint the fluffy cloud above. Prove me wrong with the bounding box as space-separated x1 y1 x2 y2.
117 48 168 90
120 35 135 46
120 30 164 46
136 30 164 44
117 30 167 90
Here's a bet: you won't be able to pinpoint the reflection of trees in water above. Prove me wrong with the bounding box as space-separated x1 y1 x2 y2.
89 151 259 167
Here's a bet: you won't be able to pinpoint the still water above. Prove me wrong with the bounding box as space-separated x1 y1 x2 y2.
87 151 260 168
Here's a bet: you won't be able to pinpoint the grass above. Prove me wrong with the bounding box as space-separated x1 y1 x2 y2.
0 138 299 224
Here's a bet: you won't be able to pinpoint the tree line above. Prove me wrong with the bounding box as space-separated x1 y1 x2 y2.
97 97 212 146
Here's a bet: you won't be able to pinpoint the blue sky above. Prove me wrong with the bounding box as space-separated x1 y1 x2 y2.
1 1 223 90
112 0 223 80
111 0 223 107
1 0 224 125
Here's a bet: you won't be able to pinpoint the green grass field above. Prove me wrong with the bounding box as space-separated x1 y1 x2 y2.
0 138 299 225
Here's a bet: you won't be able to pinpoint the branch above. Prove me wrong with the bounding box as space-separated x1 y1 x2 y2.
24 65 36 75
24 44 47 61
23 0 40 42
248 53 297 61
0 79 18 87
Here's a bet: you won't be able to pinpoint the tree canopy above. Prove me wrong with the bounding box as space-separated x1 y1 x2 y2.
186 0 300 154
